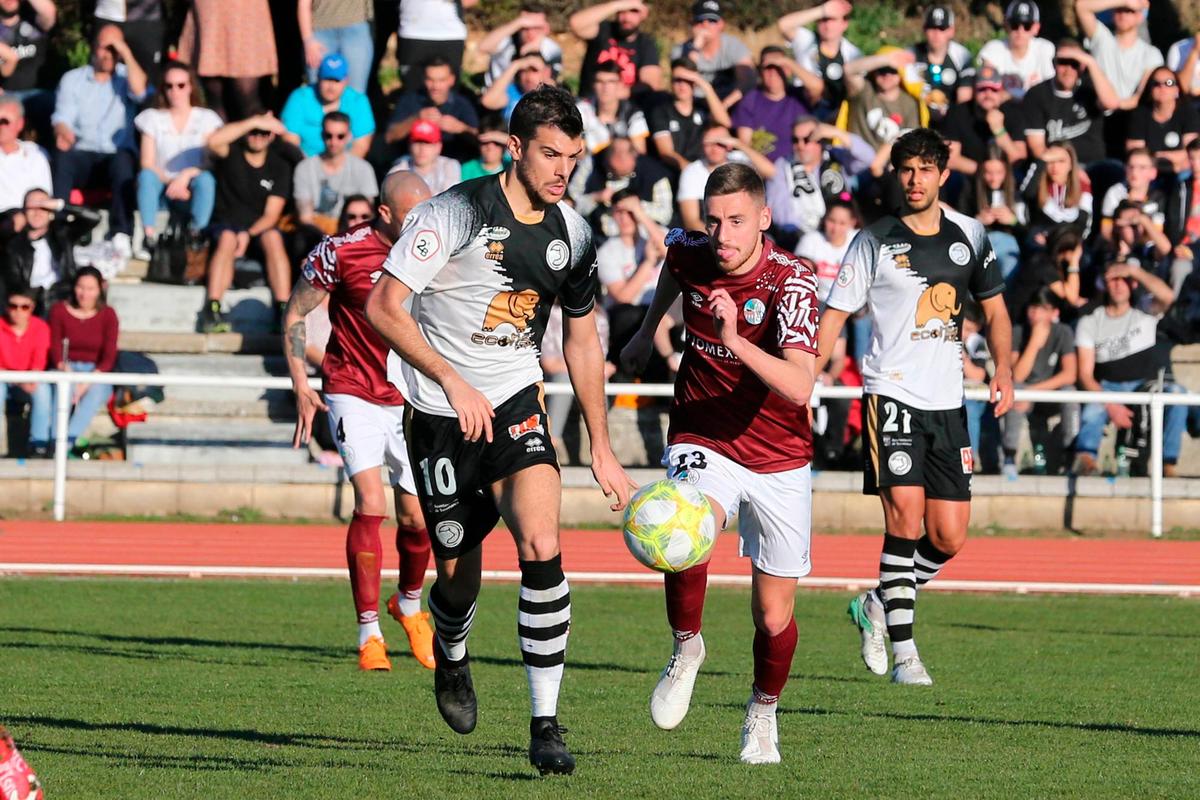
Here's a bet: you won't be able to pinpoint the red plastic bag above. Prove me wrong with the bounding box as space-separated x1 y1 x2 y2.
0 726 43 799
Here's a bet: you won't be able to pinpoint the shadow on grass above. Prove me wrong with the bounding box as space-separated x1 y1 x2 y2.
0 640 278 668
943 621 1198 640
0 625 345 661
471 654 740 678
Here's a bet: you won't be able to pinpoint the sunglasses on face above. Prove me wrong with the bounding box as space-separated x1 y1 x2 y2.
166 81 189 90
976 85 1001 93
0 118 13 126
792 134 815 144
7 301 33 311
1010 22 1034 31
480 139 505 147
1054 59 1080 70
322 131 349 140
248 129 272 137
346 213 372 223
1152 78 1177 88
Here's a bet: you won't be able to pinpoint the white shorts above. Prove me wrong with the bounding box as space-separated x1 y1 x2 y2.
663 443 813 578
325 393 417 494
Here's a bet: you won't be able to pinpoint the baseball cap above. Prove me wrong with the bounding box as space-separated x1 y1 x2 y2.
974 64 1003 90
1005 0 1040 25
924 5 955 29
318 53 348 81
410 119 442 144
691 0 721 24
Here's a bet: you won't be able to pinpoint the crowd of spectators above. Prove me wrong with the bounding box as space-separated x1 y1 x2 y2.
0 0 1198 475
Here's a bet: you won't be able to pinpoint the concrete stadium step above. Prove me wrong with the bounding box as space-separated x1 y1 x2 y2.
119 331 280 355
108 282 277 335
143 353 296 419
125 418 309 466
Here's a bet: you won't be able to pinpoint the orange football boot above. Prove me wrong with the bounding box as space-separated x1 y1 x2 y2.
388 593 436 670
358 634 392 671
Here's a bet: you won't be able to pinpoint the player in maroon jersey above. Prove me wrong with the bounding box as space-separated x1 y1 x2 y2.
621 162 821 764
283 171 437 672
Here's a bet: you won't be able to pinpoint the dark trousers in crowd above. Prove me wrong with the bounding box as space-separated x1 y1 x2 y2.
113 18 166 87
53 148 137 237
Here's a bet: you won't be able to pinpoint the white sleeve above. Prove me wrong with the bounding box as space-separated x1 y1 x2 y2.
824 228 877 312
1075 311 1098 350
677 162 708 201
382 192 476 293
790 27 815 63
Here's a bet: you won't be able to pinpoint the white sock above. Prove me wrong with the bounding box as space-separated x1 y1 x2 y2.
892 639 919 662
528 664 564 718
397 588 422 617
674 631 704 659
358 620 383 647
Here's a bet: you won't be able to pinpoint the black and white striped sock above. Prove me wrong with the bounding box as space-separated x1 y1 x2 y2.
914 535 953 588
428 581 476 664
879 533 918 662
518 554 571 719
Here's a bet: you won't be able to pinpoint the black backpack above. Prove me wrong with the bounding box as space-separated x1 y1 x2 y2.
145 217 188 284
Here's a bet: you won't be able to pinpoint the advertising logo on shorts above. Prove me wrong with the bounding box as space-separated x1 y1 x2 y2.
960 446 974 474
508 413 545 440
743 298 765 325
435 520 464 548
410 229 440 262
888 451 913 476
545 239 569 271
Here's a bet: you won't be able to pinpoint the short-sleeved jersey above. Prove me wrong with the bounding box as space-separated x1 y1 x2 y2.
382 174 599 417
666 230 821 473
301 223 404 406
826 208 1004 411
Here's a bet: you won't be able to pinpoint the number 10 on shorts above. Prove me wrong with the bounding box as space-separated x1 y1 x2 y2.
419 457 457 496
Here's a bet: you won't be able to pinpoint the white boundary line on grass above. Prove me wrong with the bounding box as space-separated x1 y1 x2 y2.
0 563 1196 597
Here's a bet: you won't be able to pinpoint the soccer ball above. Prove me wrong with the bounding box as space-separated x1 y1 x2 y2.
622 480 716 573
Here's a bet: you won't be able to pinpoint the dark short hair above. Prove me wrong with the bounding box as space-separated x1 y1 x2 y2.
890 128 950 172
509 84 583 143
423 55 452 74
6 283 34 300
323 110 351 128
1055 37 1083 52
704 162 765 205
593 61 623 79
670 56 698 72
71 266 107 310
1029 286 1058 308
1113 199 1143 218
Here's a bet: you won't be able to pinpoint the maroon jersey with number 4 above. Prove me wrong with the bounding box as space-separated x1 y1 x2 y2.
665 229 821 472
301 223 405 405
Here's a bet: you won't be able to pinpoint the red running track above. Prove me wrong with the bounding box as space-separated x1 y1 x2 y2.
0 521 1198 593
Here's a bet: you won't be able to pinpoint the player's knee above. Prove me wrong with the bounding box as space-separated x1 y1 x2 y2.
752 606 796 638
517 531 560 562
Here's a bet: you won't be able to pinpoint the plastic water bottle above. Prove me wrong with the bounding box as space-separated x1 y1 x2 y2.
1032 444 1047 476
1116 445 1130 478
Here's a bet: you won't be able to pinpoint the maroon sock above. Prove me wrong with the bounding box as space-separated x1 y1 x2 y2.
395 523 431 596
752 618 798 702
347 512 385 624
664 561 709 639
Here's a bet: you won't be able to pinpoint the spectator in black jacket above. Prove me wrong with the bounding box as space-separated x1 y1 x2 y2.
0 188 101 316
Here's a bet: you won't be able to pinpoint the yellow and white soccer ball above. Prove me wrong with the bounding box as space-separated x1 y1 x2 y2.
622 479 717 573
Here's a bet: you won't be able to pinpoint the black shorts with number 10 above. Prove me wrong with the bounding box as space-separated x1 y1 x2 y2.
863 393 973 501
403 384 559 560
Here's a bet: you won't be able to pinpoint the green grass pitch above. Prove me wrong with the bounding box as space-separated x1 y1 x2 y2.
1 578 1197 798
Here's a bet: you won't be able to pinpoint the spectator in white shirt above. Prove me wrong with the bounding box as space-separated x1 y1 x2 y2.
977 1 1055 101
1075 0 1162 107
0 95 52 215
777 0 860 119
477 3 563 87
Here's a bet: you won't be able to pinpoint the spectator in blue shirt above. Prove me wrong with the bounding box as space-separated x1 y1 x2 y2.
280 53 374 158
50 24 147 259
385 56 479 162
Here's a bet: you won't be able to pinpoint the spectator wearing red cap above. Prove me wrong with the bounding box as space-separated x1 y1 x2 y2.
389 119 461 195
280 53 375 158
941 65 1027 176
978 1 1055 101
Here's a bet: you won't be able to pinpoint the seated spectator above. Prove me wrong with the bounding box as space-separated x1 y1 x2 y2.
1074 259 1186 475
336 194 374 232
1021 39 1119 167
1166 139 1200 255
1126 66 1199 175
460 124 511 182
977 1 1055 101
777 0 860 120
294 111 378 235
575 136 673 237
0 188 100 315
677 122 774 231
0 95 51 214
390 119 461 195
941 65 1027 177
480 51 555 121
961 304 1000 471
1167 32 1200 99
200 114 292 333
577 61 650 155
733 47 820 163
478 3 562 87
795 198 860 300
280 53 374 159
961 145 1027 280
31 267 118 456
1098 148 1166 243
134 61 222 249
1001 287 1079 477
570 0 661 93
669 0 754 109
1075 0 1162 108
298 0 374 95
843 47 925 152
0 0 56 132
385 56 479 162
1005 225 1086 319
908 5 975 122
1102 199 1171 274
646 56 731 173
1025 142 1094 242
51 23 146 261
0 283 51 456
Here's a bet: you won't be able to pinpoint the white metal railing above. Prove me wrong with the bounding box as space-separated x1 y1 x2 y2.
0 370 1198 537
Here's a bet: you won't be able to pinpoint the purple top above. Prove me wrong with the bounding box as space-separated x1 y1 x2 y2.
731 90 810 162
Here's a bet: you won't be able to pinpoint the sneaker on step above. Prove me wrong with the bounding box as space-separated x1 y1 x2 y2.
739 703 781 765
200 299 230 334
1071 453 1099 476
358 634 391 671
387 593 435 670
110 232 133 261
847 591 888 676
650 634 705 730
891 656 933 686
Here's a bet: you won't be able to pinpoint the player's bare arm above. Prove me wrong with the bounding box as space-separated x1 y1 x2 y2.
619 266 682 375
562 310 638 511
814 306 851 375
980 294 1015 417
708 288 817 406
365 274 496 443
282 276 330 447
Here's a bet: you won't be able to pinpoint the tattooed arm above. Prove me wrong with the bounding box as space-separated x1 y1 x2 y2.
283 276 331 447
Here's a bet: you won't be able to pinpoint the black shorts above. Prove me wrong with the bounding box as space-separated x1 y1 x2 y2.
404 384 559 560
862 393 973 501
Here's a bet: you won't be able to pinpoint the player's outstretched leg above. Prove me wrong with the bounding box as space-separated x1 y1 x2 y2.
847 588 888 675
388 519 435 669
347 511 391 671
519 554 575 775
651 561 709 730
879 533 932 685
741 614 797 765
428 577 479 733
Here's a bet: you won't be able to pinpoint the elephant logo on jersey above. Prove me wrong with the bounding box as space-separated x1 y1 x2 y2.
914 282 961 327
482 289 540 331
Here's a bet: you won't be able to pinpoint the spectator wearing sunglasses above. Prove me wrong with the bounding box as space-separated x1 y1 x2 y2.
336 194 374 233
0 96 51 216
0 283 51 456
1021 39 1120 167
669 0 755 110
280 54 375 159
1075 0 1162 106
842 46 924 153
978 1 1055 102
1126 67 1199 175
941 65 1027 177
907 5 975 122
294 111 378 236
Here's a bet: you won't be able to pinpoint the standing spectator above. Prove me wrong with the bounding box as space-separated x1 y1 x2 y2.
978 1 1055 102
963 146 1027 280
1021 40 1119 165
385 56 478 162
134 62 223 249
733 47 820 163
1098 148 1166 242
459 124 510 181
570 0 661 93
295 111 379 235
669 0 755 109
389 119 460 195
395 0 476 81
1075 0 1162 106
281 53 375 158
1025 142 1094 242
0 188 100 315
480 51 555 121
575 136 673 236
30 267 118 456
96 0 166 88
843 47 925 152
0 0 56 130
200 114 293 333
777 0 860 120
940 65 1027 177
478 3 562 87
645 56 730 173
0 283 51 456
298 0 374 95
51 24 146 262
177 0 278 120
1126 66 1199 174
676 122 774 231
577 61 649 155
0 96 51 214
908 5 975 122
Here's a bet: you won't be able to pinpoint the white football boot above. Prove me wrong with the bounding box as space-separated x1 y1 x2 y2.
847 591 888 675
650 634 706 730
739 703 781 765
891 656 934 686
